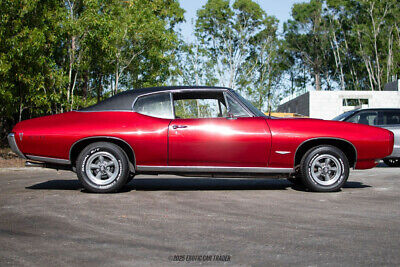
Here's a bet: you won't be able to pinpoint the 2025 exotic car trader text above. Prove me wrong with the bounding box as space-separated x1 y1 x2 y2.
8 86 394 193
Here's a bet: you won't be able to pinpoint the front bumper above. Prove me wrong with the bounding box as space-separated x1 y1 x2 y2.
7 133 26 159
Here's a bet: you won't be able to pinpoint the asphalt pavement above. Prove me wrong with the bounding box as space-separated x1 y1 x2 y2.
0 166 399 266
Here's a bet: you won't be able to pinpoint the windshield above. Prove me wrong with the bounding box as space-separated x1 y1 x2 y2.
332 110 359 121
231 90 266 117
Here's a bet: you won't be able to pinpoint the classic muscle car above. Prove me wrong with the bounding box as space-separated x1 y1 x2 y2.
8 86 394 193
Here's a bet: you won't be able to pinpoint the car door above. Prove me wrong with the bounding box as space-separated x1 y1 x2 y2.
168 90 271 167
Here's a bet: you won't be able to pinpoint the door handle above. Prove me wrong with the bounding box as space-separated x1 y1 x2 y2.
172 125 188 129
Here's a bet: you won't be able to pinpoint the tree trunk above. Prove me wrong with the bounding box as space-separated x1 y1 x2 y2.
67 35 76 105
314 72 321 90
83 71 89 100
19 100 23 122
97 74 103 103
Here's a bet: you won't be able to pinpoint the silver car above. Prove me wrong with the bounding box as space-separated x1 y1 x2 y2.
333 108 400 167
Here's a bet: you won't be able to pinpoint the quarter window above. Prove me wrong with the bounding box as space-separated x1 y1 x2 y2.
133 93 173 119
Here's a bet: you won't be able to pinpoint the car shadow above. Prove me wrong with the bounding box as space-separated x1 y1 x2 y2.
27 179 83 190
26 177 371 192
27 178 293 192
342 181 371 189
124 178 292 191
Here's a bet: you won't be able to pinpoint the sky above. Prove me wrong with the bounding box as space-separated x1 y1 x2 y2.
177 0 304 42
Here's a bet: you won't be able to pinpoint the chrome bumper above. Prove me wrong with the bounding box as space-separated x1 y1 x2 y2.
7 133 26 159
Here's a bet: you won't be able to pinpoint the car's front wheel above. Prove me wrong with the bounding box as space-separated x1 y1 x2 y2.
299 145 349 192
383 158 400 167
76 142 130 193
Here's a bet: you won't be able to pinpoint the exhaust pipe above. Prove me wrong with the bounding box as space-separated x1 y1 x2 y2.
25 161 45 167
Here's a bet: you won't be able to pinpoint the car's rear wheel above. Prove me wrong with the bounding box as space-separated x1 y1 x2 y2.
299 145 349 192
383 158 400 167
76 142 129 193
287 173 304 186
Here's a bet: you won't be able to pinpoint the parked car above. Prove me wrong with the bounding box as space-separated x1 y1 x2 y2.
8 86 394 193
333 108 400 167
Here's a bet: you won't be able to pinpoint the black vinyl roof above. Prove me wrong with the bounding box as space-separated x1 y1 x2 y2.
79 86 230 112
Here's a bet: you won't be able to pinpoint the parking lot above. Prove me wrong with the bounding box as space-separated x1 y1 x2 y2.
0 166 399 266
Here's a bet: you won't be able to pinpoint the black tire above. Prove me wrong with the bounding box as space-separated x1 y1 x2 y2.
126 174 135 184
299 145 349 192
76 142 130 193
287 174 304 186
383 158 400 167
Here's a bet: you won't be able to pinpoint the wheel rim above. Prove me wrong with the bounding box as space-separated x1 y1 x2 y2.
85 151 119 185
310 154 342 186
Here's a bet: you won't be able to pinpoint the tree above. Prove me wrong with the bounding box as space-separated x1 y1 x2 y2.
0 0 65 124
0 0 184 145
169 40 218 86
284 0 333 91
191 0 284 110
284 0 400 92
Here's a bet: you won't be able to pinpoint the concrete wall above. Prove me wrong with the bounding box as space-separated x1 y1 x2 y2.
277 90 400 120
277 92 309 116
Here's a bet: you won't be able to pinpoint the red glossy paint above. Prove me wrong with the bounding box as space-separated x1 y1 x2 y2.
11 110 394 171
168 117 271 167
266 118 394 169
12 111 171 166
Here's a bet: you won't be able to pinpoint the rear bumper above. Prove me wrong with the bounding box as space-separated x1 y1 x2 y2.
7 133 26 159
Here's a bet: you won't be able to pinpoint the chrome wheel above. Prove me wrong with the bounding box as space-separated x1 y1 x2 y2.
85 151 120 185
310 154 342 186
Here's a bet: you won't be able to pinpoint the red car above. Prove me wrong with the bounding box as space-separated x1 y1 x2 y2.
8 86 394 193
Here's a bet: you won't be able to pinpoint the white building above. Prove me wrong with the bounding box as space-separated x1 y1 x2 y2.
277 80 400 120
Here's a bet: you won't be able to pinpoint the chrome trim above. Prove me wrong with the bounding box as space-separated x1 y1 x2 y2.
169 92 175 119
68 136 137 169
7 133 27 159
294 137 358 168
131 88 256 118
137 165 293 174
276 151 291 155
131 88 230 111
26 155 71 165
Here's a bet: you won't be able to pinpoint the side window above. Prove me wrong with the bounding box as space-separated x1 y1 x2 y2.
173 91 228 119
133 93 173 119
347 111 378 126
381 110 400 125
226 94 250 117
